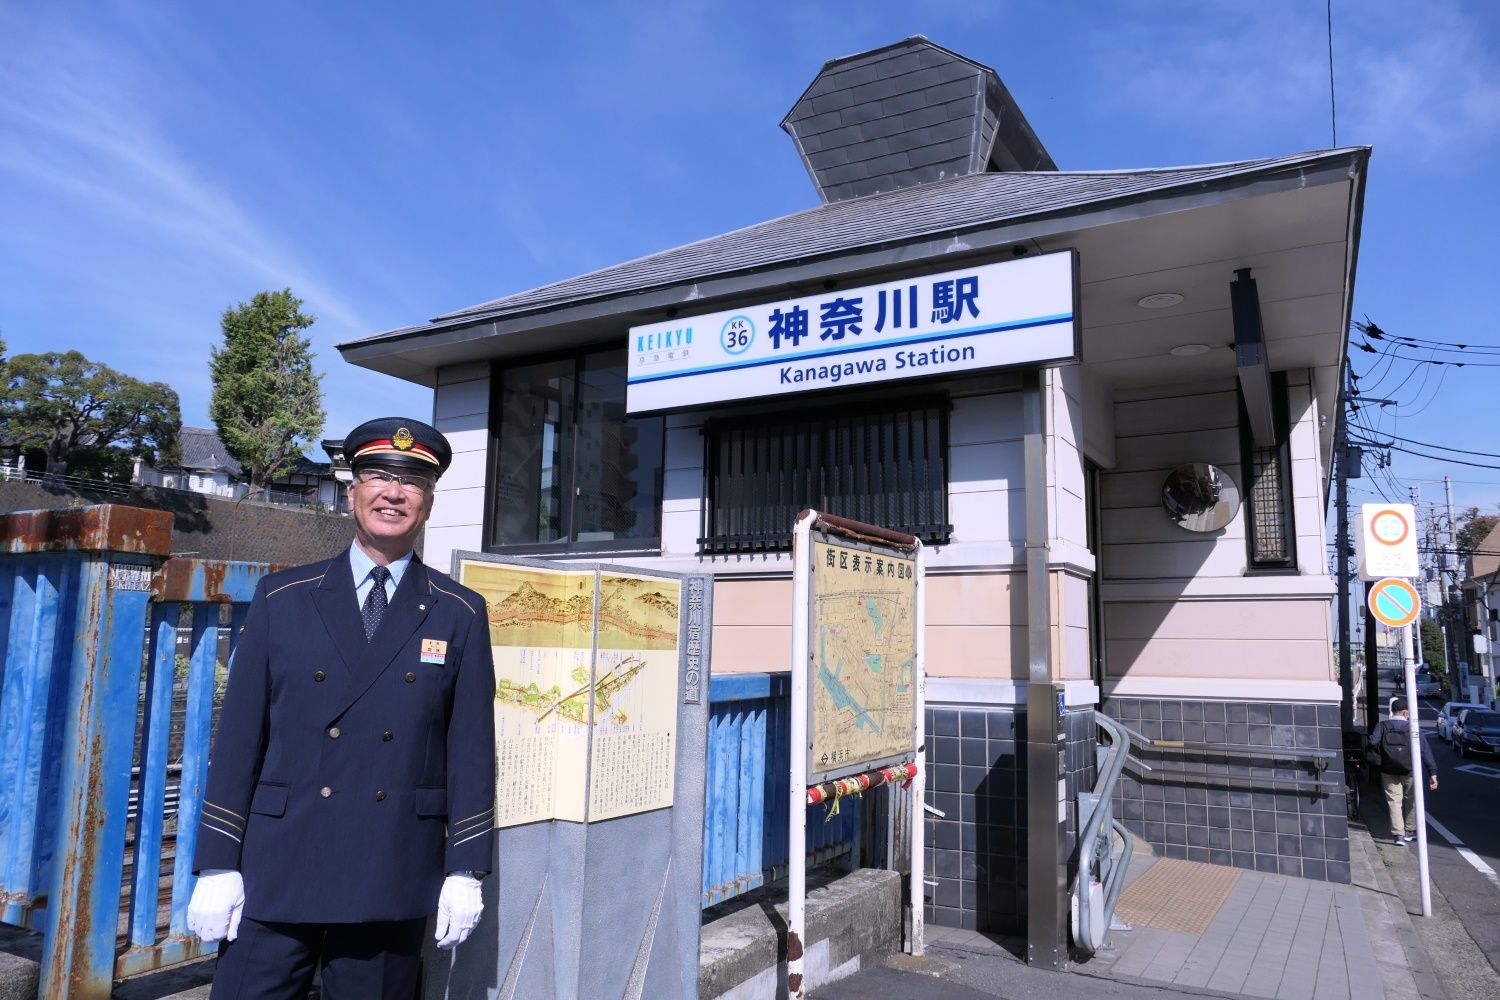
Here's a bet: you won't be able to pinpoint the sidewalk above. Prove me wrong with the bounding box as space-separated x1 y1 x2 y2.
815 803 1500 999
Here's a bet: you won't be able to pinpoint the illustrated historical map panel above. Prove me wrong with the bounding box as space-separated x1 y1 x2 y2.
587 573 681 822
456 559 682 827
809 541 917 781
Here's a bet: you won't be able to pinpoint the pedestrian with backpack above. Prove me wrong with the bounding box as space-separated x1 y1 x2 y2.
1370 696 1438 844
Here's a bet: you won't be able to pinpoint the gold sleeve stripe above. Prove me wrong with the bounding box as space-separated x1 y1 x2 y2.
430 583 477 615
450 804 494 828
202 803 246 827
267 574 324 599
202 820 243 844
450 811 495 838
451 826 491 848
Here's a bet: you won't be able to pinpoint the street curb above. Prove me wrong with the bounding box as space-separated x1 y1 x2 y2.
1348 821 1442 999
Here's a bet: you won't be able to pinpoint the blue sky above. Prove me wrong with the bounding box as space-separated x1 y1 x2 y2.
3 1 1499 531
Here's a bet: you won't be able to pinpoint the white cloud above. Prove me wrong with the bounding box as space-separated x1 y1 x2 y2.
0 7 371 336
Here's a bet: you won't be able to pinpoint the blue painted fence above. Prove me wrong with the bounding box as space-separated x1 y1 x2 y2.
0 505 858 996
702 673 861 908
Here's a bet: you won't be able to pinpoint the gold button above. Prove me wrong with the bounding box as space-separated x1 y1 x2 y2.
320 786 332 798
404 672 416 683
382 731 393 742
375 789 387 801
314 671 326 682
329 727 341 740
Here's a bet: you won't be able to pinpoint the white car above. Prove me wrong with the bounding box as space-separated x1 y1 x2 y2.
1438 702 1486 744
1414 669 1440 698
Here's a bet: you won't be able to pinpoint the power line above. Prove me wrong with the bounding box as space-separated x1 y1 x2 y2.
1327 0 1338 147
1350 437 1500 471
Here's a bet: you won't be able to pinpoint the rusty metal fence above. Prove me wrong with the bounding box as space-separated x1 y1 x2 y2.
0 504 278 998
0 503 857 996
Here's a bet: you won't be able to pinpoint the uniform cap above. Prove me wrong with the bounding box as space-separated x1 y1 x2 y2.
344 417 452 477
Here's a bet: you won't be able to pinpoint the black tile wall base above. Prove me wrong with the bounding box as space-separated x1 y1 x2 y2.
1104 697 1350 884
923 703 1098 935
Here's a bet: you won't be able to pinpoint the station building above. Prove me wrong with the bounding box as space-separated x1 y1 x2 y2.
338 38 1368 935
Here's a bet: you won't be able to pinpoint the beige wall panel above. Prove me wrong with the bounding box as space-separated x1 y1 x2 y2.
712 625 793 674
1079 367 1117 469
712 577 795 625
1104 598 1329 641
1063 573 1092 630
1102 537 1248 580
950 392 1023 445
925 572 1023 626
1114 390 1238 437
950 440 1024 492
1105 637 1333 680
926 625 1026 679
1064 625 1092 680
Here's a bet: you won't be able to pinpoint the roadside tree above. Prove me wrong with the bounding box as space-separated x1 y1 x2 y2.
208 289 326 494
0 350 181 476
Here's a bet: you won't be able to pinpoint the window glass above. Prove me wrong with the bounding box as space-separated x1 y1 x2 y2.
489 350 663 549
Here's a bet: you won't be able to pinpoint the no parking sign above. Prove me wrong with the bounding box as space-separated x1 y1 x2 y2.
1368 577 1421 628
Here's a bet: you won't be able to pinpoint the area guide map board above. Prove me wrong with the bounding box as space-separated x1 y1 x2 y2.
806 527 921 784
455 557 684 826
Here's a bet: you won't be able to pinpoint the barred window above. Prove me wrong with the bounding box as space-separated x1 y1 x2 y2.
701 399 952 554
1239 374 1295 571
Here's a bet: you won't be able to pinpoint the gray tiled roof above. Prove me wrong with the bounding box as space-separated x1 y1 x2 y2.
176 427 242 475
388 149 1353 339
172 427 328 477
781 37 1054 203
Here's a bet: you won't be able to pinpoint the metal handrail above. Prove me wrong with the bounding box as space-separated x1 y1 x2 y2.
1074 713 1135 957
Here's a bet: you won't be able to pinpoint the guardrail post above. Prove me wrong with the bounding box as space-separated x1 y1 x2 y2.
0 505 173 1000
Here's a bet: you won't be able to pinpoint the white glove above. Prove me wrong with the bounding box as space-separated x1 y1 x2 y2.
187 869 245 943
434 874 484 949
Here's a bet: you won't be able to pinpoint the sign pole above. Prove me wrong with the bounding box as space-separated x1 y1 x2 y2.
910 540 927 957
1402 628 1433 917
787 511 814 1000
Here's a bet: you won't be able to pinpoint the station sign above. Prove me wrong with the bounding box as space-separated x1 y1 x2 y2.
1355 504 1418 581
1368 577 1421 629
625 250 1079 413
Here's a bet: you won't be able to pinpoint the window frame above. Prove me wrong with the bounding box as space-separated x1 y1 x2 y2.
1238 372 1297 574
698 394 953 556
483 347 665 556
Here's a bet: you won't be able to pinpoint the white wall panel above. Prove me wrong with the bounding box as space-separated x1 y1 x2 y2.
948 489 1022 543
949 440 1024 492
428 485 485 529
432 379 489 420
949 392 1023 445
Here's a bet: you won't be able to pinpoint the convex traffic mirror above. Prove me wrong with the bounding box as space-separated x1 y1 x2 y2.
1161 463 1239 532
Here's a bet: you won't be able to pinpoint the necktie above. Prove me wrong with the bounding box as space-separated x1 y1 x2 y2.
363 565 390 640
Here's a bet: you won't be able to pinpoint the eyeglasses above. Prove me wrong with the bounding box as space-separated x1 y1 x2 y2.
355 468 436 494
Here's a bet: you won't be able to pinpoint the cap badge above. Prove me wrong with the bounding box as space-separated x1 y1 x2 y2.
392 427 415 451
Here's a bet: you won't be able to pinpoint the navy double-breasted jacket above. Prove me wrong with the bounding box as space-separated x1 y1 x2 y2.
193 551 497 923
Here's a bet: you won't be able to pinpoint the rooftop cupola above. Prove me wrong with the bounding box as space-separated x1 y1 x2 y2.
781 36 1056 204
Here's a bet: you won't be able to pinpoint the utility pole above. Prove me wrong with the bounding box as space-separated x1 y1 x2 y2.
1336 379 1353 729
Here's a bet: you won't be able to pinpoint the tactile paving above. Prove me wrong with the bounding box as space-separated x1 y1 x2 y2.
1114 858 1242 936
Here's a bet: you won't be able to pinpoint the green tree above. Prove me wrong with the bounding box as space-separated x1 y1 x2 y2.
1456 505 1500 558
208 289 326 493
1420 618 1447 680
0 350 181 476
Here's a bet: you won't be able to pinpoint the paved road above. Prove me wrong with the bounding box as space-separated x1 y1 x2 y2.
1410 698 1500 980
